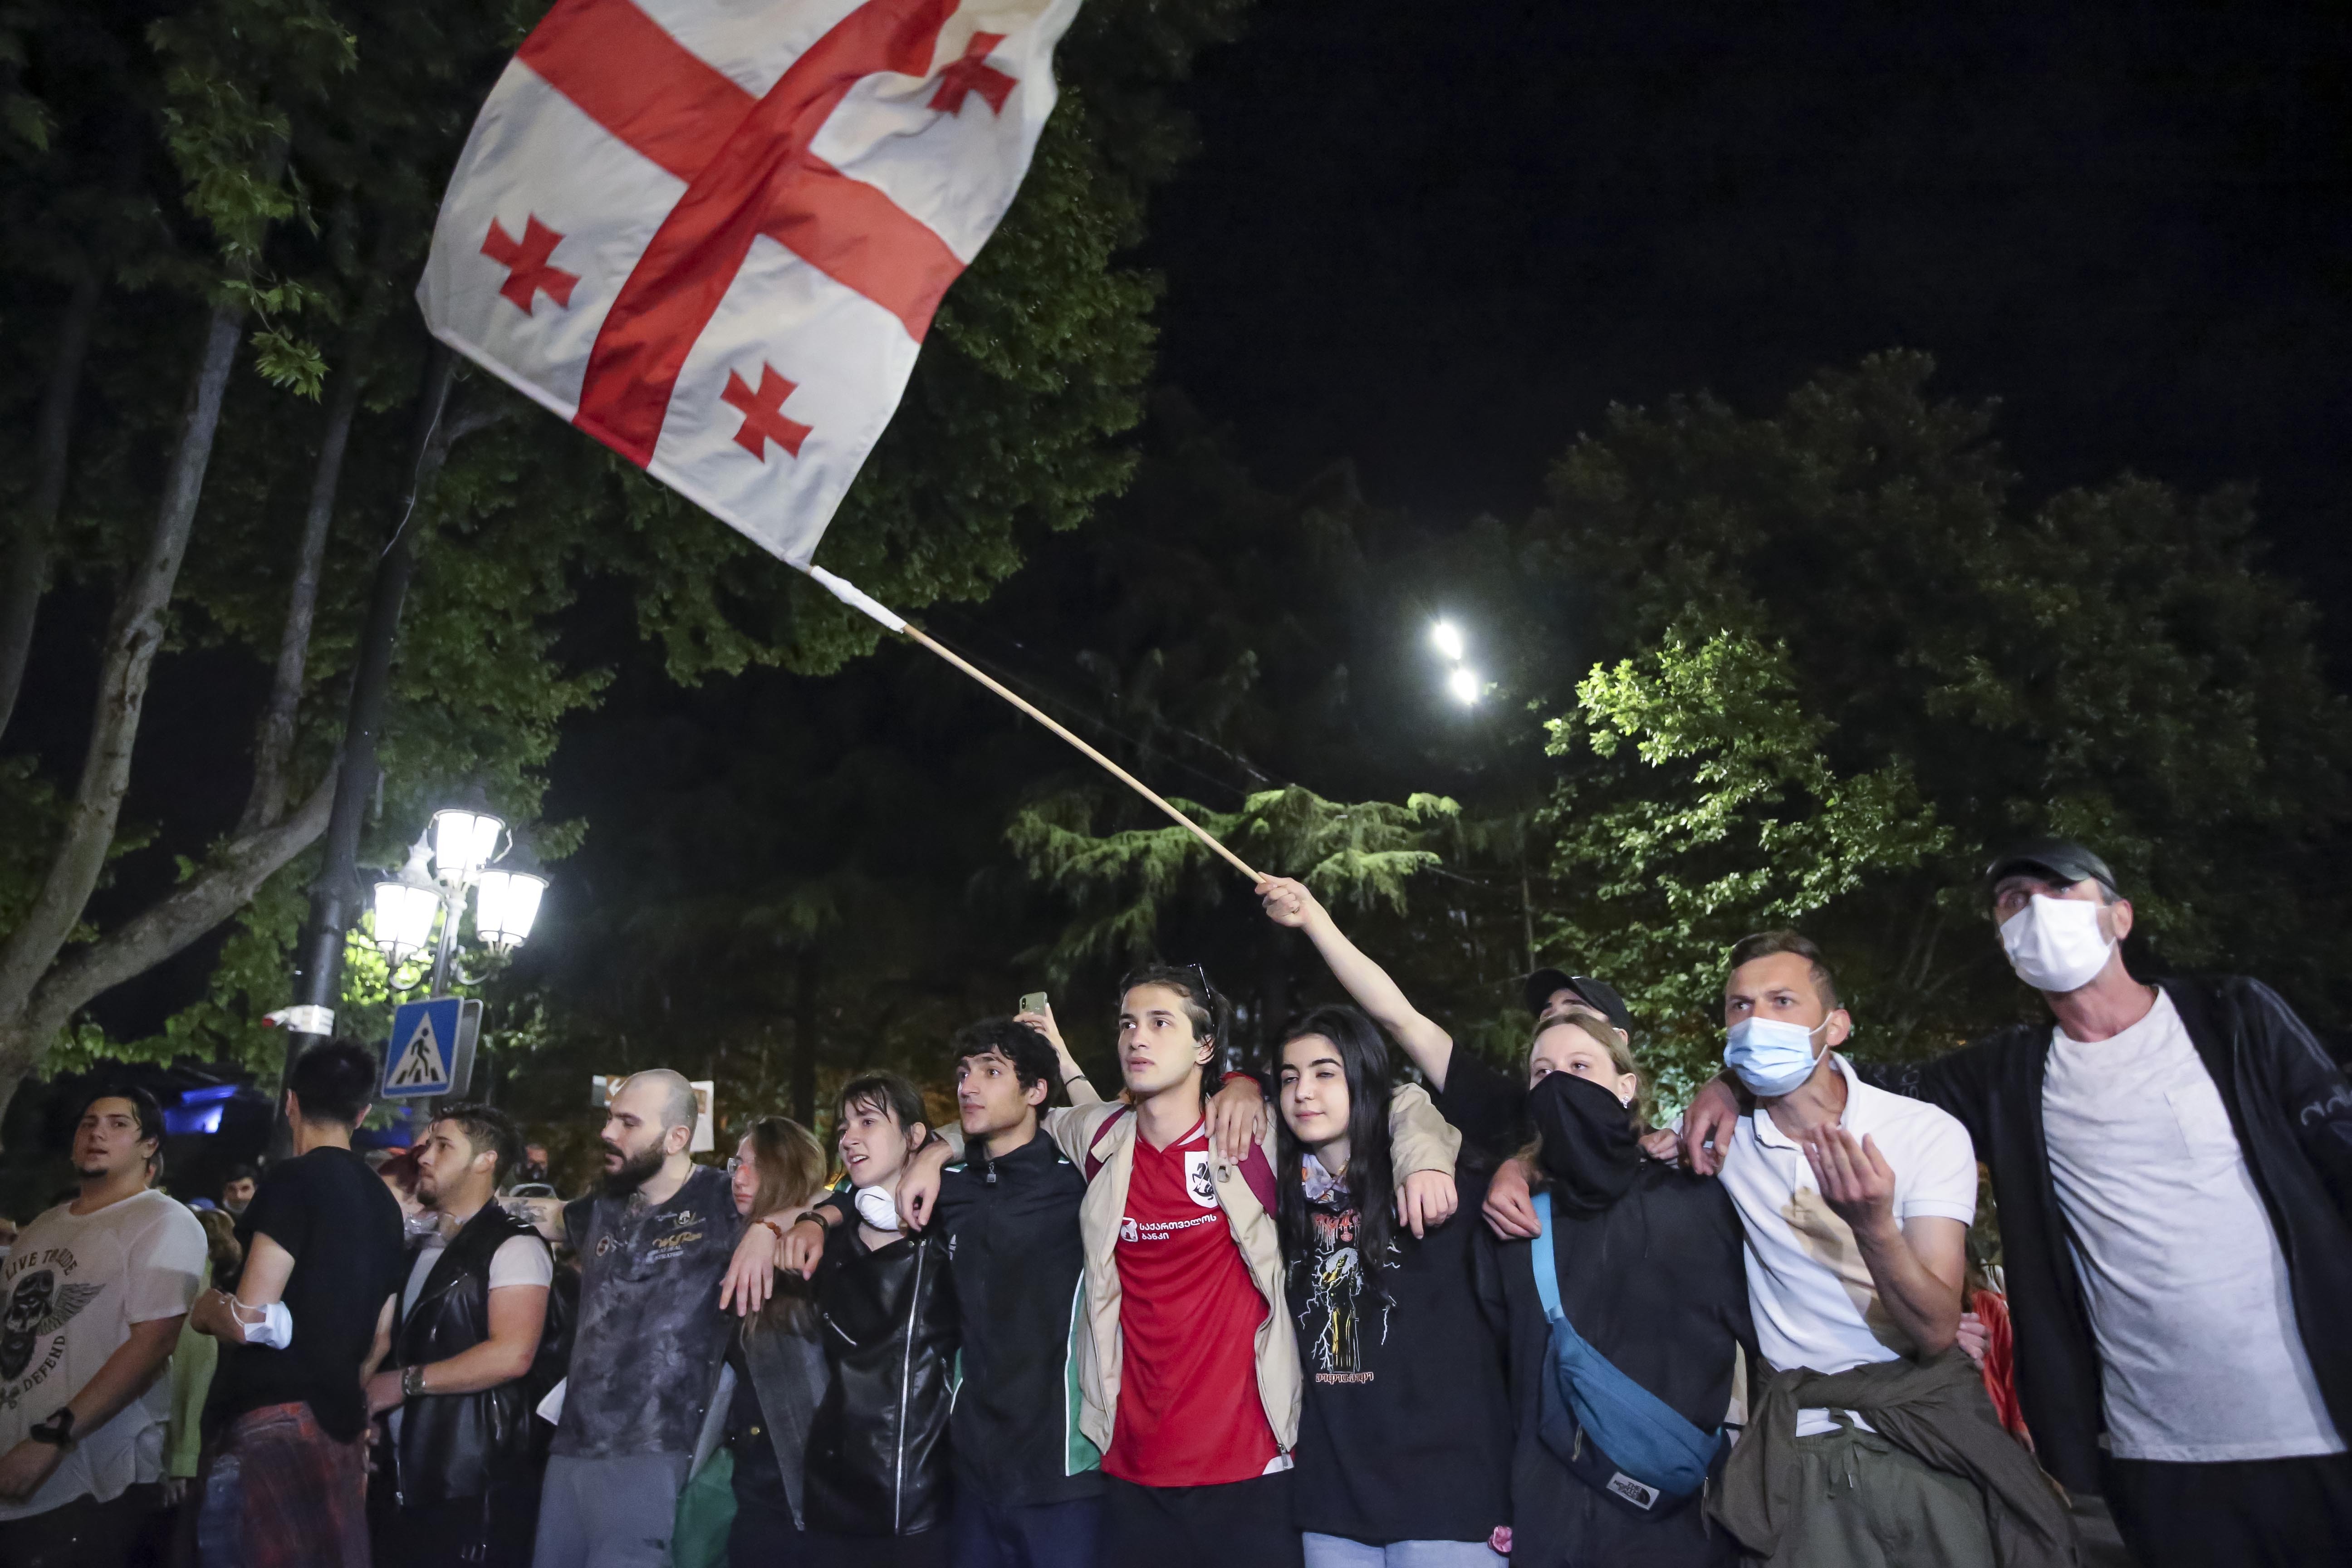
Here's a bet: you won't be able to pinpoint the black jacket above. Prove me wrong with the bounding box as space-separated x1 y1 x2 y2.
1862 974 2352 1494
1477 1073 1753 1568
934 1132 1102 1505
391 1204 557 1505
804 1219 959 1536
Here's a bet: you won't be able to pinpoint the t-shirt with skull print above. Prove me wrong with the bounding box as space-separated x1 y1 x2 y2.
0 1188 206 1519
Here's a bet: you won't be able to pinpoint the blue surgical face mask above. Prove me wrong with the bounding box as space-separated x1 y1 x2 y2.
1723 1014 1833 1098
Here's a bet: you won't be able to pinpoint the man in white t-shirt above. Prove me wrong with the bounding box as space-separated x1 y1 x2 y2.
1681 842 2352 1567
0 1086 206 1567
1696 931 2072 1567
364 1102 555 1567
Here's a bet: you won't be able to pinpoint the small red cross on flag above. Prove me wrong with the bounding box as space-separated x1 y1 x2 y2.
418 0 1081 568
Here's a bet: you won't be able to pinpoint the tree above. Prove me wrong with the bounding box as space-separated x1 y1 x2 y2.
1525 350 2352 1085
0 0 1259 1128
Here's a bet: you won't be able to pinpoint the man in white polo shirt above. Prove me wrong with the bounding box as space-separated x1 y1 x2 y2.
1698 931 2073 1568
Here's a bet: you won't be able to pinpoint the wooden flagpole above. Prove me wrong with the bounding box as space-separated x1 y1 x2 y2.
805 566 1264 883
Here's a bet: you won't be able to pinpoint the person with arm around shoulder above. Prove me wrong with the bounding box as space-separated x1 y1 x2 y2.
529 1068 745 1568
894 963 1458 1568
800 1071 960 1568
715 1114 830 1568
0 1086 207 1568
1683 841 2352 1567
1684 931 2073 1568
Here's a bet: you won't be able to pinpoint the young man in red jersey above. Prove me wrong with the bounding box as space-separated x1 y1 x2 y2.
901 965 1462 1568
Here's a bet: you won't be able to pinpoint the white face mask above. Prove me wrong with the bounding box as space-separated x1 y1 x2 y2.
853 1184 902 1233
1723 1014 1833 1098
1999 894 2113 994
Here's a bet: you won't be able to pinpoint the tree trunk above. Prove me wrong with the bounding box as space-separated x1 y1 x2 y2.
0 268 101 745
0 298 246 1127
238 356 363 833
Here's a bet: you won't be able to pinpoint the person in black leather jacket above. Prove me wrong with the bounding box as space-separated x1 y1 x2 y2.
368 1103 557 1568
720 1115 831 1568
803 1072 960 1568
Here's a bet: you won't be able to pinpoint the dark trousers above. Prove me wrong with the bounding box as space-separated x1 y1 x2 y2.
375 1484 542 1568
947 1487 1101 1568
1100 1471 1302 1568
727 1433 804 1568
2104 1451 2352 1568
0 1482 162 1568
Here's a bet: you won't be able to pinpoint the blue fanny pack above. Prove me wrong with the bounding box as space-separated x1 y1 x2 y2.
1530 1191 1728 1514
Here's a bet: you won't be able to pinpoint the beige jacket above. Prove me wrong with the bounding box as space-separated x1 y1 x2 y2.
1044 1084 1461 1457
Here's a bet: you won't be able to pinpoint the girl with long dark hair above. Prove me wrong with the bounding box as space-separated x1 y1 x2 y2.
1274 1004 1514 1567
1263 877 1755 1568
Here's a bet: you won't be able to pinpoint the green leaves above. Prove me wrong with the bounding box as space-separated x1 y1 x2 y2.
1541 630 1950 1093
1009 784 1457 977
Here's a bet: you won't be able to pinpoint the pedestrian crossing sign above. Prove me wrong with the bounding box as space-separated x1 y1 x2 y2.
383 998 465 1098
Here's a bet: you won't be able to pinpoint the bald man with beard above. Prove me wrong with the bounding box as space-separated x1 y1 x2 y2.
529 1070 742 1568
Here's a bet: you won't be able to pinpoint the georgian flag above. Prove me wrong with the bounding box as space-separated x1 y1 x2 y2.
419 0 1080 569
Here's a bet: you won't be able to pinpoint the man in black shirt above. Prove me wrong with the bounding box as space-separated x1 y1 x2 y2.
189 1039 406 1568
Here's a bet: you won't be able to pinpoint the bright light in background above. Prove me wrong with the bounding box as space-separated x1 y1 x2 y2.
1447 666 1483 706
1429 620 1466 662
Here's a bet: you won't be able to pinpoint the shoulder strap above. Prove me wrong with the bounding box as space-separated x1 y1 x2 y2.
1529 1190 1563 1319
1083 1107 1133 1181
1236 1142 1278 1214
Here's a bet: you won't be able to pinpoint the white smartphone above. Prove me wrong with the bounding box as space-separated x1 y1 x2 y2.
1019 992 1049 1016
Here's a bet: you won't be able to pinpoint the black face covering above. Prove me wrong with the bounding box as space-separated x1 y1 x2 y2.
1529 1069 1641 1215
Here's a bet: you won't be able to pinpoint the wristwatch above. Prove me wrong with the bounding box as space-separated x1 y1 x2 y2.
403 1363 429 1399
28 1407 75 1449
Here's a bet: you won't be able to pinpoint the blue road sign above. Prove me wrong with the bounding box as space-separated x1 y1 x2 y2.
384 997 463 1098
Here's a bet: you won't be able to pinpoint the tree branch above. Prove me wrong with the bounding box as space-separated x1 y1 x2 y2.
0 298 245 1012
28 766 336 1033
239 352 363 834
0 267 99 744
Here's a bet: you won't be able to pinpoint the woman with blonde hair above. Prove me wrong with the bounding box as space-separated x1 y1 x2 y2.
719 1114 831 1566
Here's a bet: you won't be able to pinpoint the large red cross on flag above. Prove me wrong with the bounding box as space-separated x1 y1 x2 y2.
419 0 1080 568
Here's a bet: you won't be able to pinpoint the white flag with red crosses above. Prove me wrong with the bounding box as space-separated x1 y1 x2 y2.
419 0 1080 568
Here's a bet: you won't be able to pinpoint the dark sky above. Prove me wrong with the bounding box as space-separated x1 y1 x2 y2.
1136 0 2352 654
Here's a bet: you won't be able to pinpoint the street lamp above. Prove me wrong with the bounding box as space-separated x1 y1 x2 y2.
1429 616 1484 706
473 867 547 951
371 804 545 996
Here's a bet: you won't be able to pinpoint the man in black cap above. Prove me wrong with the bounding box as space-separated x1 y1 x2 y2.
1681 838 2352 1568
1522 967 1635 1042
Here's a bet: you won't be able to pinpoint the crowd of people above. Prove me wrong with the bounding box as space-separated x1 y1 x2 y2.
0 836 2346 1568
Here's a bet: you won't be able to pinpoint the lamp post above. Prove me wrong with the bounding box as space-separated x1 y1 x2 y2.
370 806 547 1000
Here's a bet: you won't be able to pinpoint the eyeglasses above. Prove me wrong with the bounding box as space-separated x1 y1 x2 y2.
725 1156 749 1175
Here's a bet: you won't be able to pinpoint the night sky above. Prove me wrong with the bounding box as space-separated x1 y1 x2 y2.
40 0 2352 1044
1137 0 2352 657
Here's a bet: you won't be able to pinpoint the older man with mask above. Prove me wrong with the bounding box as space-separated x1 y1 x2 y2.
526 1069 740 1568
1682 840 2352 1567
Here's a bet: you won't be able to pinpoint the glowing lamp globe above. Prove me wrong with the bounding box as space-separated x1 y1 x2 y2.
430 808 505 884
473 869 547 951
371 878 441 963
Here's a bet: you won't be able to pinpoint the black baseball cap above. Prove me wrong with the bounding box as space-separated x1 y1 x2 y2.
1522 969 1633 1037
1984 838 2119 896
